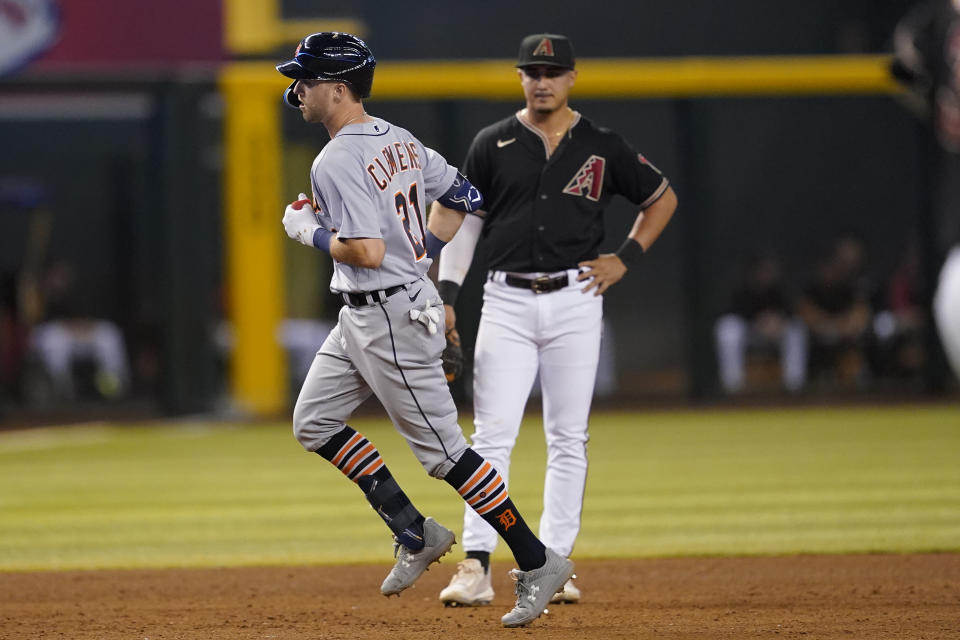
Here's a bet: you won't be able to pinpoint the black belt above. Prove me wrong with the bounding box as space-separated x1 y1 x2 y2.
340 284 405 307
503 273 569 294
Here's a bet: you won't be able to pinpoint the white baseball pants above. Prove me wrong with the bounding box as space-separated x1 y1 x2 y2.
29 319 130 397
461 269 602 558
934 246 960 379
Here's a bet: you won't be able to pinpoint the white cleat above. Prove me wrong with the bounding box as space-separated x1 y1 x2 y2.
439 558 494 606
549 577 581 604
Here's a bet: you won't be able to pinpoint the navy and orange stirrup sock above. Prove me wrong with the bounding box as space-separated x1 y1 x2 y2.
444 448 546 571
316 425 425 550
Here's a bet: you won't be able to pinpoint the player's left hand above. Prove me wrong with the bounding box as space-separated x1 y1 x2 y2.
577 254 627 296
282 192 322 246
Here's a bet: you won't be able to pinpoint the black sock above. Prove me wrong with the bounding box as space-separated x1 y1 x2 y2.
316 426 425 549
466 550 490 573
444 448 546 571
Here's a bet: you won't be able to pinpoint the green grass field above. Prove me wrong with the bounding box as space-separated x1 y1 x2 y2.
1 405 958 571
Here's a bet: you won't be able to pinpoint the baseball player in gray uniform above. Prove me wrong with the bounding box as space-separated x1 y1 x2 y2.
276 32 573 628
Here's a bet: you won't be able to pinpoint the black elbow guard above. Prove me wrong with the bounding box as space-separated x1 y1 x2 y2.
438 172 483 213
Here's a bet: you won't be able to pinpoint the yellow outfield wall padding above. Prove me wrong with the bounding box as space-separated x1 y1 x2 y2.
223 0 276 54
220 70 289 416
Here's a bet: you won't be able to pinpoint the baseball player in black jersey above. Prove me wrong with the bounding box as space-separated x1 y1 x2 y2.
277 32 573 627
893 0 960 379
434 33 678 606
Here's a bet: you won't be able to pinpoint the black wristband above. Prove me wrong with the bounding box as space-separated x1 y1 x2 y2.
437 280 461 306
616 237 644 267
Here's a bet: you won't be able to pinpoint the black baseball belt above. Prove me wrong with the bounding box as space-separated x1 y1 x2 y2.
501 273 569 294
340 284 405 307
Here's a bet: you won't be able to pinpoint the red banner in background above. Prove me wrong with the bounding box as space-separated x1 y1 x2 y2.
32 0 224 69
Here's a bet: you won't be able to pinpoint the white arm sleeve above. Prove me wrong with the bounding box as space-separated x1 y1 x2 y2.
438 212 483 285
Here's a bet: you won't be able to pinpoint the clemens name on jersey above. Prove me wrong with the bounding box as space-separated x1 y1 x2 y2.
367 142 424 191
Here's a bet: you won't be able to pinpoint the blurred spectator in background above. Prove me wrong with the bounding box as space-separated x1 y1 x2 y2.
212 285 338 405
26 259 130 402
893 0 960 152
892 0 960 381
869 240 927 380
0 271 27 404
714 253 807 394
0 178 132 404
277 315 336 390
797 235 874 386
1 178 50 405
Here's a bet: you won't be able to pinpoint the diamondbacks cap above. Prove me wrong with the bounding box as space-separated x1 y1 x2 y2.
515 33 575 69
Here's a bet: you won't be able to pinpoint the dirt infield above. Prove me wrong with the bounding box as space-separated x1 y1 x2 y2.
2 554 958 639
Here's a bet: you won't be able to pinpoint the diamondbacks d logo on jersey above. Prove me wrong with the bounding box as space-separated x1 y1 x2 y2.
532 38 554 57
562 155 606 201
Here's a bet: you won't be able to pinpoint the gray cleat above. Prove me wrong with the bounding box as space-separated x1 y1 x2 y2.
380 517 455 596
501 548 575 627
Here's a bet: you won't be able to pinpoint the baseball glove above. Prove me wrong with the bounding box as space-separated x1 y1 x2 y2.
441 329 464 383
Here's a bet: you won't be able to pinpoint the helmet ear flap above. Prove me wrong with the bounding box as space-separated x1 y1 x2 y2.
283 81 301 108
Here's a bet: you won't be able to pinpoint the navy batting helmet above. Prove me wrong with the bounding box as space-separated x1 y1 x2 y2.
276 32 376 108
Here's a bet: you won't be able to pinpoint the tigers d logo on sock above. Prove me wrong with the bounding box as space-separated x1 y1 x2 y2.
497 508 517 531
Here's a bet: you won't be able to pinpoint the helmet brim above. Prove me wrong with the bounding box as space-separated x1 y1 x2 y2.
276 60 316 80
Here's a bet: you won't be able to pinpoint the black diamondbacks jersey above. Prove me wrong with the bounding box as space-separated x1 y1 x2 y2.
462 112 669 272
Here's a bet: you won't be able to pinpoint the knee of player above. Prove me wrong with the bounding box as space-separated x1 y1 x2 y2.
425 461 449 479
423 453 461 479
291 414 313 450
430 442 471 480
546 432 589 455
292 405 338 450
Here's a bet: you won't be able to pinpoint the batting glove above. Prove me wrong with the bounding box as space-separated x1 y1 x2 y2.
283 193 321 246
410 301 443 335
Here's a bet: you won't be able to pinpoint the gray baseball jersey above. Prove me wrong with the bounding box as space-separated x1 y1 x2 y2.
293 116 469 479
310 118 458 293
